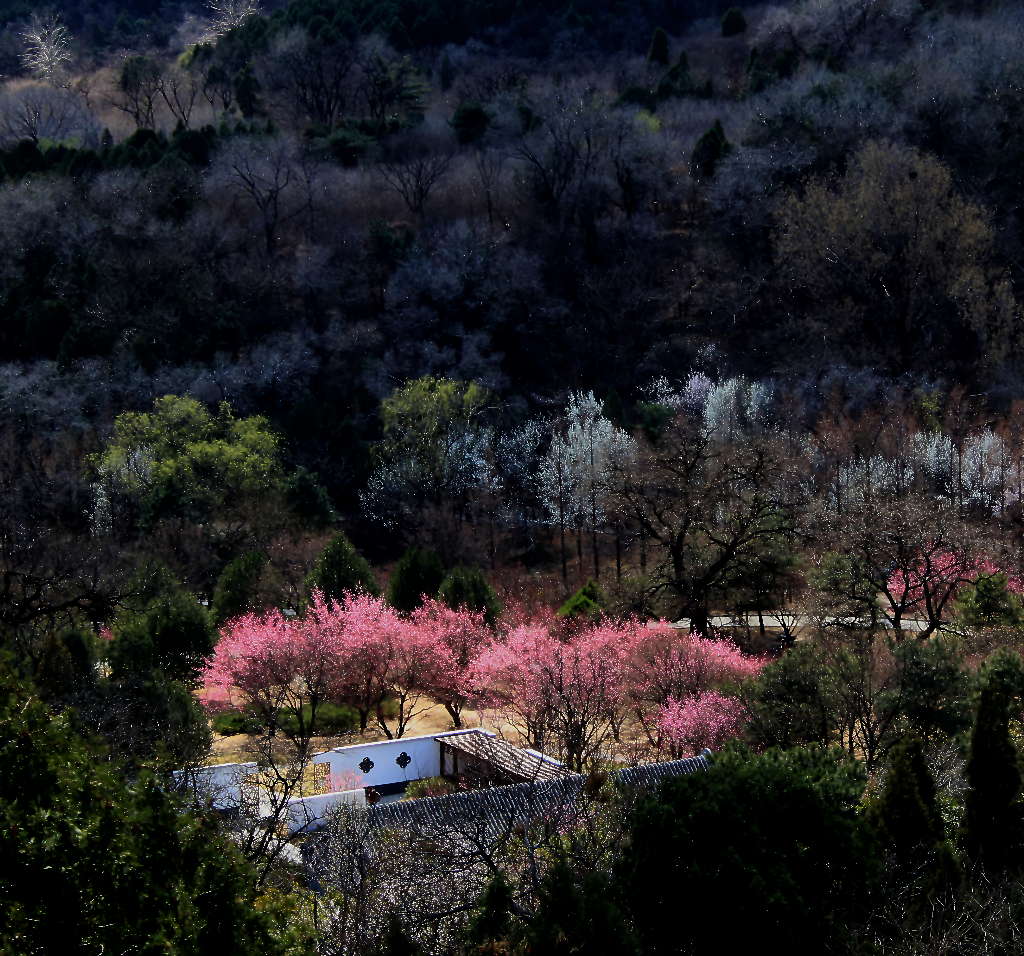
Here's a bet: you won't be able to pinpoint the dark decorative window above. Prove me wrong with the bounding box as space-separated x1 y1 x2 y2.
359 757 374 773
395 751 412 769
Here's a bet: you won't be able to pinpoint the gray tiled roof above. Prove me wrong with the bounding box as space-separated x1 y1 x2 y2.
302 752 712 889
366 752 710 833
435 730 567 782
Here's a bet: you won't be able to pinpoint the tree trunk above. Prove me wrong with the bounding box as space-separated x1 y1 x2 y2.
559 515 568 584
444 702 463 729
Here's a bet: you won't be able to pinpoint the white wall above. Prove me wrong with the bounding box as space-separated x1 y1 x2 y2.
286 789 367 834
312 730 495 790
172 762 259 811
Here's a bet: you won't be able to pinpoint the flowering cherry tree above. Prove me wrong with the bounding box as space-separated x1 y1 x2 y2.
656 692 748 758
303 591 394 734
205 606 345 747
473 621 629 772
304 591 447 739
204 595 762 767
409 599 490 728
622 623 762 737
886 549 1022 635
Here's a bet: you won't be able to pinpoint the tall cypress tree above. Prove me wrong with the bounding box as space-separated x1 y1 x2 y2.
647 27 670 66
304 531 379 603
211 550 267 624
386 546 446 614
965 677 1024 869
438 566 501 625
869 736 945 867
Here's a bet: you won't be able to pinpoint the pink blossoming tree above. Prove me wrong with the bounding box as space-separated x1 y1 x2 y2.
473 621 629 772
204 606 346 748
622 622 762 743
409 598 490 728
656 692 748 758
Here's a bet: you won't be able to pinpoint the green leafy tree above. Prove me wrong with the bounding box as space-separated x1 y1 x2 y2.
387 547 446 614
108 576 215 685
521 859 638 956
464 874 515 952
304 531 379 602
0 662 301 955
93 395 285 532
33 627 100 704
977 647 1024 701
557 580 605 621
212 551 268 625
744 643 836 749
94 668 213 770
438 566 500 626
284 467 336 528
617 746 876 955
98 572 215 769
363 377 492 547
884 636 971 744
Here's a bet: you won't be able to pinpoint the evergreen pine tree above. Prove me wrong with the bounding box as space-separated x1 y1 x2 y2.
522 859 638 956
465 874 515 953
557 580 605 620
721 7 747 36
386 546 446 614
870 736 945 866
647 27 670 66
0 662 297 954
211 551 267 625
437 566 501 625
376 914 420 955
690 119 731 180
304 531 379 603
965 674 1024 869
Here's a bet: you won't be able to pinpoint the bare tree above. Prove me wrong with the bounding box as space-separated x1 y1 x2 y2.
513 86 612 227
613 417 801 631
212 137 315 254
113 55 163 130
0 83 98 148
262 27 357 128
157 66 201 129
379 151 454 220
473 146 506 228
356 43 427 134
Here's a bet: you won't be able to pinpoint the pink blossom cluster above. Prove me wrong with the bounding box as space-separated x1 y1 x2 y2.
655 692 748 758
203 598 762 761
205 593 487 739
888 550 1024 609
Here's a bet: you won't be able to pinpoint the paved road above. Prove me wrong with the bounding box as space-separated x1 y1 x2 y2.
672 613 938 634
